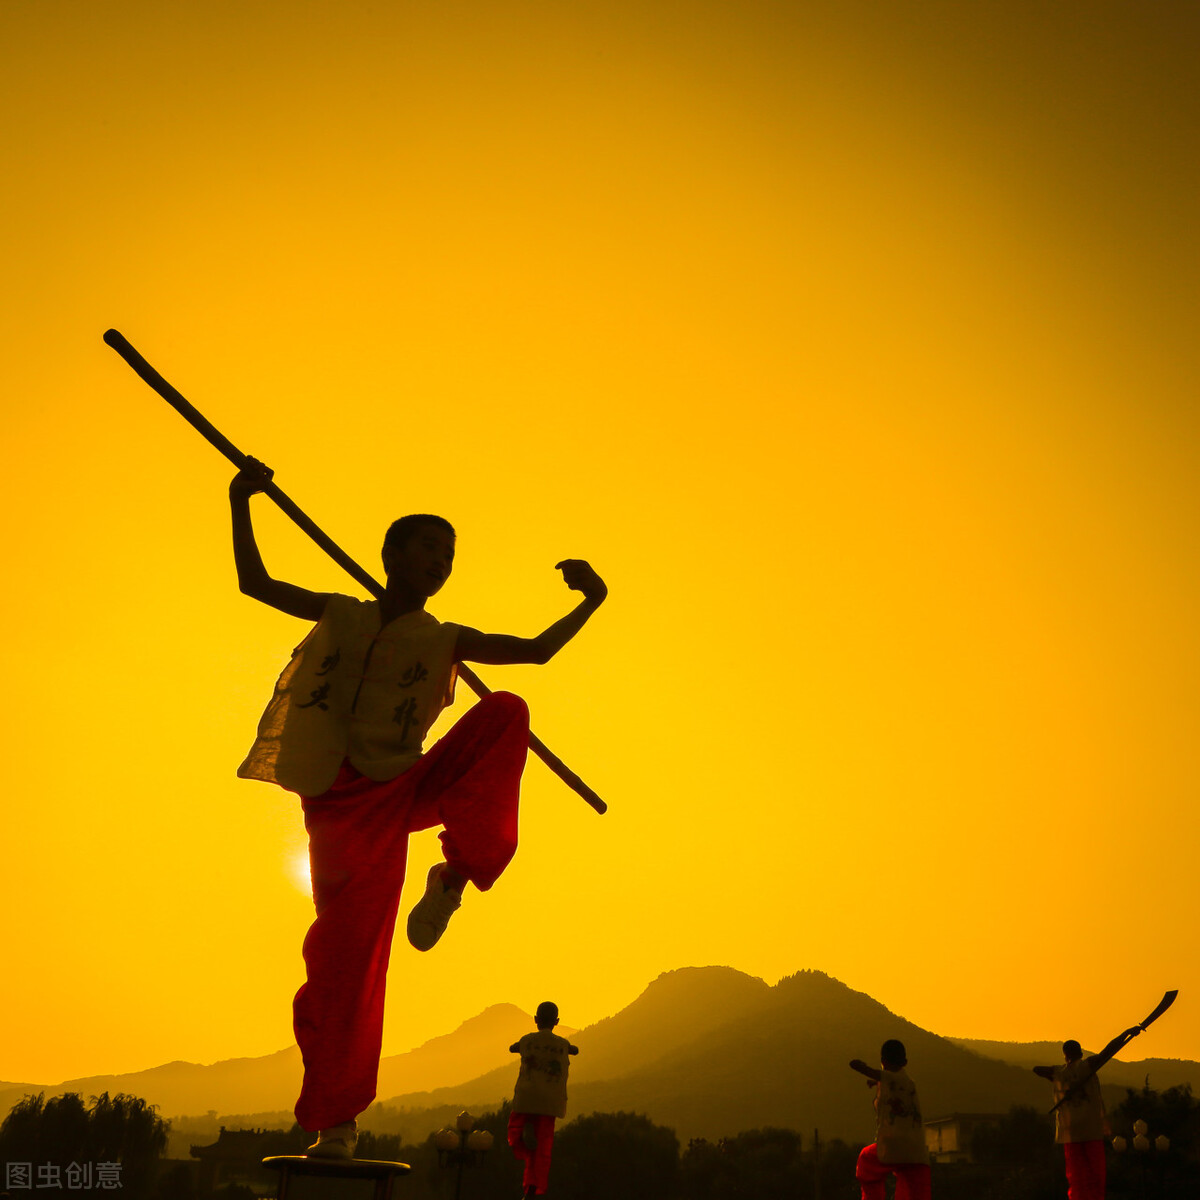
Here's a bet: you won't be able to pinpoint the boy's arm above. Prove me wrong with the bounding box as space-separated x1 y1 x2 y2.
231 460 332 622
569 1044 579 1055
509 1042 521 1053
455 560 607 666
1032 1065 1057 1079
849 1059 882 1082
1086 1026 1143 1072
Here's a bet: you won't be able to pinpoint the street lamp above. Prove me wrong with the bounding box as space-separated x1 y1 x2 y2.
1113 1118 1169 1200
434 1111 494 1200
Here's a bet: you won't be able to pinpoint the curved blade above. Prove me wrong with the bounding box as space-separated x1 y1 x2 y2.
1139 990 1178 1031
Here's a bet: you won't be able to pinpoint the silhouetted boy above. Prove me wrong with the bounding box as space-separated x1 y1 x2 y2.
849 1039 931 1200
507 1001 579 1197
1033 1025 1141 1200
230 459 606 1158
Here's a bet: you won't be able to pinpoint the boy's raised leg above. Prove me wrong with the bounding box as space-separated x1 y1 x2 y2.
404 691 529 949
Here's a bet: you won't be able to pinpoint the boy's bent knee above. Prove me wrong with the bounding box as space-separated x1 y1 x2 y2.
480 690 529 723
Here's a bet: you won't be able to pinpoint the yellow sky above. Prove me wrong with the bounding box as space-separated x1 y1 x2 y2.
2 1 1197 1085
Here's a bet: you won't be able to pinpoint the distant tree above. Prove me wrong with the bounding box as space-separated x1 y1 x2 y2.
969 1105 1057 1171
958 1105 1060 1200
261 1122 311 1157
0 1092 168 1199
679 1135 729 1200
550 1111 679 1200
212 1185 256 1199
358 1123 438 1200
679 1129 867 1200
356 1127 407 1161
812 1137 861 1200
680 1128 805 1200
152 1161 195 1200
1114 1082 1199 1155
1109 1083 1200 1199
87 1092 168 1195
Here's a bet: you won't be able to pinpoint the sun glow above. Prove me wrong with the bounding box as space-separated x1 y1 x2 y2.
288 852 312 897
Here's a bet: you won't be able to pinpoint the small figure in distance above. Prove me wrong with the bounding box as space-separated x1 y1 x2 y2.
229 458 606 1160
1033 1024 1143 1200
507 1002 579 1198
848 1039 931 1200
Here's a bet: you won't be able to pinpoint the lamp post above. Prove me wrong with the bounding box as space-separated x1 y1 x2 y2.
812 1127 822 1200
1112 1118 1169 1200
434 1111 493 1200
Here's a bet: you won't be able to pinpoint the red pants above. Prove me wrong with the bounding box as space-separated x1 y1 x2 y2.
508 1112 556 1195
293 692 529 1130
856 1144 931 1200
1063 1140 1105 1200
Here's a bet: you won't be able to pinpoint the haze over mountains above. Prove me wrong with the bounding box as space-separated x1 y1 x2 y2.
4 968 1194 1146
0 1004 543 1129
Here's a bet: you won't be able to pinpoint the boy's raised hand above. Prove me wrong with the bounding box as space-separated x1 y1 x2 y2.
849 1059 881 1084
456 561 606 667
230 456 274 500
555 559 607 603
229 457 331 621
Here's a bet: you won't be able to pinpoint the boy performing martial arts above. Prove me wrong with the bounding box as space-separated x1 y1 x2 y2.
1033 1026 1143 1200
849 1040 931 1200
507 1002 579 1198
229 459 606 1158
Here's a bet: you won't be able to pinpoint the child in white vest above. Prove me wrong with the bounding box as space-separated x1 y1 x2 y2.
849 1039 931 1200
508 1002 579 1197
1033 1025 1142 1200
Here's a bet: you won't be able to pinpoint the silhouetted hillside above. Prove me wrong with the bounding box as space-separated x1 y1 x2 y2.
1 1005 542 1125
569 966 774 1084
9 967 1194 1147
377 1003 561 1097
562 970 1046 1141
0 1047 303 1124
369 968 1196 1144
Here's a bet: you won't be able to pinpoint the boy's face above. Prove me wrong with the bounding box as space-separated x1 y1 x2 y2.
385 523 455 597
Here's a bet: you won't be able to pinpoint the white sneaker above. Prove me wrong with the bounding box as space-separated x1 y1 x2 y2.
306 1119 358 1159
407 864 463 951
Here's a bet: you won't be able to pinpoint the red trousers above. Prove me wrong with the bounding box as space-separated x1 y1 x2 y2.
1063 1140 1105 1200
856 1144 931 1200
508 1112 556 1195
293 691 529 1130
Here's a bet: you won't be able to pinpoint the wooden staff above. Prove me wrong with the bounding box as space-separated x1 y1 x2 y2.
103 328 607 815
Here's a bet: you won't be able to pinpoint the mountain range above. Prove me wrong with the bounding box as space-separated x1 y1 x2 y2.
4 967 1195 1148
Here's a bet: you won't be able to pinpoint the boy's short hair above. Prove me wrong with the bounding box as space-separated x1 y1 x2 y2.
535 1001 559 1027
1062 1039 1083 1060
382 514 456 559
881 1039 907 1067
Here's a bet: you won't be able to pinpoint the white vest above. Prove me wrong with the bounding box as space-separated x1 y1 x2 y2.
238 595 459 796
1052 1059 1105 1144
875 1069 929 1164
512 1031 574 1118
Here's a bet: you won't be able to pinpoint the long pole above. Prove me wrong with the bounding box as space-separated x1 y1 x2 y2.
103 329 607 815
813 1127 821 1200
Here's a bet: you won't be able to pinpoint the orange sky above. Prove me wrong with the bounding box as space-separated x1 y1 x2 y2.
2 0 1197 1086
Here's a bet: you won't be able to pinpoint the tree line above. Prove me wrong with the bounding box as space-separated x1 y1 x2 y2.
2 1085 1196 1199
